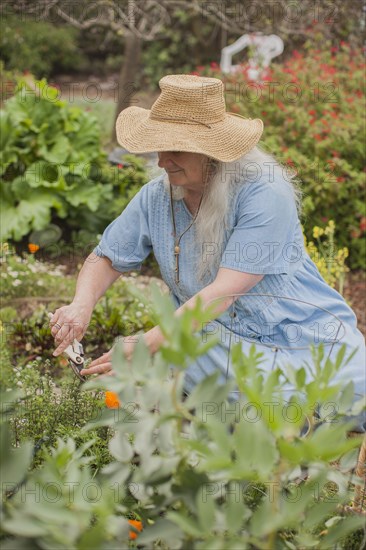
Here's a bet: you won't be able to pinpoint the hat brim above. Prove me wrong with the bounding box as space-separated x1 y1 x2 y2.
116 107 264 163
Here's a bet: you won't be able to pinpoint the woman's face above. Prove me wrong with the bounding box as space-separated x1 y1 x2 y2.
157 151 210 192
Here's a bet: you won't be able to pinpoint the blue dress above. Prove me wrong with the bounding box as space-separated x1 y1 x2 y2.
94 170 365 410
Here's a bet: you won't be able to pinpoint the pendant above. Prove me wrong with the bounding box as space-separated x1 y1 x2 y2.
174 243 180 284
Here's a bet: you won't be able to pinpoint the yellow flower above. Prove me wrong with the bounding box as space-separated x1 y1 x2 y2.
312 226 324 239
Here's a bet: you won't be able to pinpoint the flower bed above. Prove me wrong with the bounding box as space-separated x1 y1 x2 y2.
195 41 365 270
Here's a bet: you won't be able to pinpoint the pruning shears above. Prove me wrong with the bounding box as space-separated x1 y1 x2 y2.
64 339 86 382
48 312 86 382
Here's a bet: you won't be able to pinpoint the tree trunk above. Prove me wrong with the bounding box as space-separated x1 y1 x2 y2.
112 32 142 143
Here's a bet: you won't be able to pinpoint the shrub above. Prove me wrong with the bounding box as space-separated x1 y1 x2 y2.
0 16 85 78
196 41 365 270
1 287 364 548
0 75 147 245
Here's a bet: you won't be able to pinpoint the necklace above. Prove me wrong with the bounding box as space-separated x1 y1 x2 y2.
169 183 204 285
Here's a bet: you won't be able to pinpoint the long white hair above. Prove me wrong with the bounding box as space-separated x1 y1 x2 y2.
162 143 303 283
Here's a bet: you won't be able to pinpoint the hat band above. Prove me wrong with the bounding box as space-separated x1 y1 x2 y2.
150 113 213 129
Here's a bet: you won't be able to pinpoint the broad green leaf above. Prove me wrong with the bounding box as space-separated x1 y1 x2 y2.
64 183 105 211
136 519 183 546
2 514 47 537
109 430 133 462
233 417 278 477
167 511 203 537
0 426 33 491
196 488 216 533
40 135 70 163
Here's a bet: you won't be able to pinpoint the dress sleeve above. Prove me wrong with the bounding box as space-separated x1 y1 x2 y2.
219 177 300 275
93 183 152 272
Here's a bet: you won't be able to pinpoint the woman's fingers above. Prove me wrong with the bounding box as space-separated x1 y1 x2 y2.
80 361 112 375
90 352 112 366
53 332 75 357
49 307 90 347
79 351 113 375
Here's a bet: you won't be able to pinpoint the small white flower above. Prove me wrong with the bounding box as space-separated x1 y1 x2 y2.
8 270 19 278
37 280 44 286
12 279 22 286
138 302 144 308
16 381 23 387
1 273 8 278
135 311 142 318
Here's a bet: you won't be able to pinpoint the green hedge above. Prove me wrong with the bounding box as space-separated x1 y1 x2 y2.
0 16 86 78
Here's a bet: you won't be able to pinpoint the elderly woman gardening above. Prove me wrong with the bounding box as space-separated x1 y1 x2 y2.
50 75 365 425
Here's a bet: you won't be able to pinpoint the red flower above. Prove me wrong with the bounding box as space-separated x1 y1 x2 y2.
117 163 124 169
360 217 366 232
350 229 361 239
210 61 219 69
314 134 322 141
336 176 346 182
308 109 316 115
331 150 340 158
276 100 285 110
331 47 338 53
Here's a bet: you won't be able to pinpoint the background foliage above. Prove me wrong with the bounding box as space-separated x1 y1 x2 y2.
0 76 147 246
197 39 365 270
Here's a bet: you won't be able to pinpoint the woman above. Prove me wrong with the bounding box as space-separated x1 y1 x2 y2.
50 75 365 424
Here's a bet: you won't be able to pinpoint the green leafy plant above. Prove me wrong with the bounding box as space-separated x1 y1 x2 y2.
0 76 147 244
2 359 111 471
2 286 365 548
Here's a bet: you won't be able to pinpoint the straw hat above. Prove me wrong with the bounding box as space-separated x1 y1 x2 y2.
115 74 264 162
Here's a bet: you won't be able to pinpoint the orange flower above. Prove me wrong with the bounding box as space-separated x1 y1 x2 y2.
28 243 40 254
128 519 143 540
105 391 120 409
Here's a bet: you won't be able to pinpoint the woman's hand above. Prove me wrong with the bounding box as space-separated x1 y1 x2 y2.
50 302 92 356
80 339 137 377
